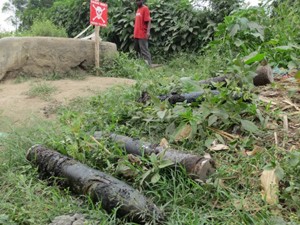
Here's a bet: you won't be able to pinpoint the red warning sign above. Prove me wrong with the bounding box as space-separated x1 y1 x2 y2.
90 1 108 27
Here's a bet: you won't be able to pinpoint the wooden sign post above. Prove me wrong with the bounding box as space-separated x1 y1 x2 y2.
95 26 100 75
90 0 108 75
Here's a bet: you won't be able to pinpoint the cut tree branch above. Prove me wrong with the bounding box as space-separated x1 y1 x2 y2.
158 90 220 104
26 145 164 224
94 132 216 181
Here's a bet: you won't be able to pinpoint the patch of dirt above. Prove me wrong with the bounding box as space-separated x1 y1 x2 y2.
255 76 300 151
0 76 135 129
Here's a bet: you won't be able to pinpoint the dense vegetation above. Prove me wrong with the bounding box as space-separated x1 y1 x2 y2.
2 0 243 56
1 0 299 224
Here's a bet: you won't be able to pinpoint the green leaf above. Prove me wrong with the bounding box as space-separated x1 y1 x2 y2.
158 160 174 169
234 39 244 47
239 17 249 29
275 166 285 180
247 21 262 31
265 39 279 45
215 133 225 144
290 152 300 166
274 46 293 51
294 71 300 80
263 163 275 170
251 32 264 41
157 110 167 119
288 61 297 70
208 115 218 126
149 153 158 163
151 173 161 184
241 119 259 133
204 138 214 148
244 51 266 64
140 170 152 184
229 23 240 37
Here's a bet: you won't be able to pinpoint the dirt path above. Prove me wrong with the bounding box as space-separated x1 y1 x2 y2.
0 76 135 130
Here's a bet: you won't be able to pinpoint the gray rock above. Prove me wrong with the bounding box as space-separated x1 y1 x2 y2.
49 213 85 225
253 64 274 86
0 37 118 81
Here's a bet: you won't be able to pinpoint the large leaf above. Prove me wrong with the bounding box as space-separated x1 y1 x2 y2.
274 46 293 51
244 51 266 65
234 39 244 47
295 70 300 80
158 160 174 169
208 115 218 126
151 173 161 184
229 23 240 37
173 123 192 142
241 119 259 133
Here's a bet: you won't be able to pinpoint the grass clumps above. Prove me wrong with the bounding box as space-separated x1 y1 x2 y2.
26 82 57 100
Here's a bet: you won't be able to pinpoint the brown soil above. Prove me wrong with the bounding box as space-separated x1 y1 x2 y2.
255 77 300 151
0 76 135 130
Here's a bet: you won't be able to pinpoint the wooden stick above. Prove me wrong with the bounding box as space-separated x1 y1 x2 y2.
90 136 111 155
274 132 278 146
208 127 239 140
95 26 100 76
283 115 289 133
283 99 300 111
288 111 300 116
74 24 92 39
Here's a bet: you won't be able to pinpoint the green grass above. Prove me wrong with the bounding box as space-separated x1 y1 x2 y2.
0 52 299 225
26 82 57 101
0 122 118 225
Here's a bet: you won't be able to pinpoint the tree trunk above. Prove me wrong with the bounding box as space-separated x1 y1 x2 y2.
94 133 216 181
26 145 164 224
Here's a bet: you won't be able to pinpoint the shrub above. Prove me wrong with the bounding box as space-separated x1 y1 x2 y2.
27 19 68 37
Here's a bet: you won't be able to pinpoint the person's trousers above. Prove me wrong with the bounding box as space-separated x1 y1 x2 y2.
134 38 152 65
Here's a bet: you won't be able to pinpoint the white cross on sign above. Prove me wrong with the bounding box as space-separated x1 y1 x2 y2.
93 4 105 23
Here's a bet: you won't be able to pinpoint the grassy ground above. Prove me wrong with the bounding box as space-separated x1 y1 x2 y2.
0 53 299 225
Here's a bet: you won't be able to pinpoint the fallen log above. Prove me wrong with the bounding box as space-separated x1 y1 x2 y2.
158 90 220 104
94 132 216 181
26 145 163 224
157 90 247 105
198 67 274 87
198 75 228 86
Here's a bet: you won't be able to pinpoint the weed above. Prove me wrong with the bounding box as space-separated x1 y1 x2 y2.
14 73 33 84
26 82 57 101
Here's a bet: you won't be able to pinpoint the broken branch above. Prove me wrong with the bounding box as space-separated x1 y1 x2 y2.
26 145 163 224
94 132 216 181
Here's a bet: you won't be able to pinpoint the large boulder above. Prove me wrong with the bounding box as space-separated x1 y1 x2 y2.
0 37 117 81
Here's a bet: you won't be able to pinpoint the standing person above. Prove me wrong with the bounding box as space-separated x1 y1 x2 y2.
134 0 152 66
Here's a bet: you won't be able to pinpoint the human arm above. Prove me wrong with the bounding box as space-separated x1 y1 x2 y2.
146 20 151 39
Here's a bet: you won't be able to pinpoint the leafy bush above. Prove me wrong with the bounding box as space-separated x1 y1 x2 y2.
48 0 90 37
0 31 14 39
107 1 212 56
27 19 68 37
209 0 300 68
